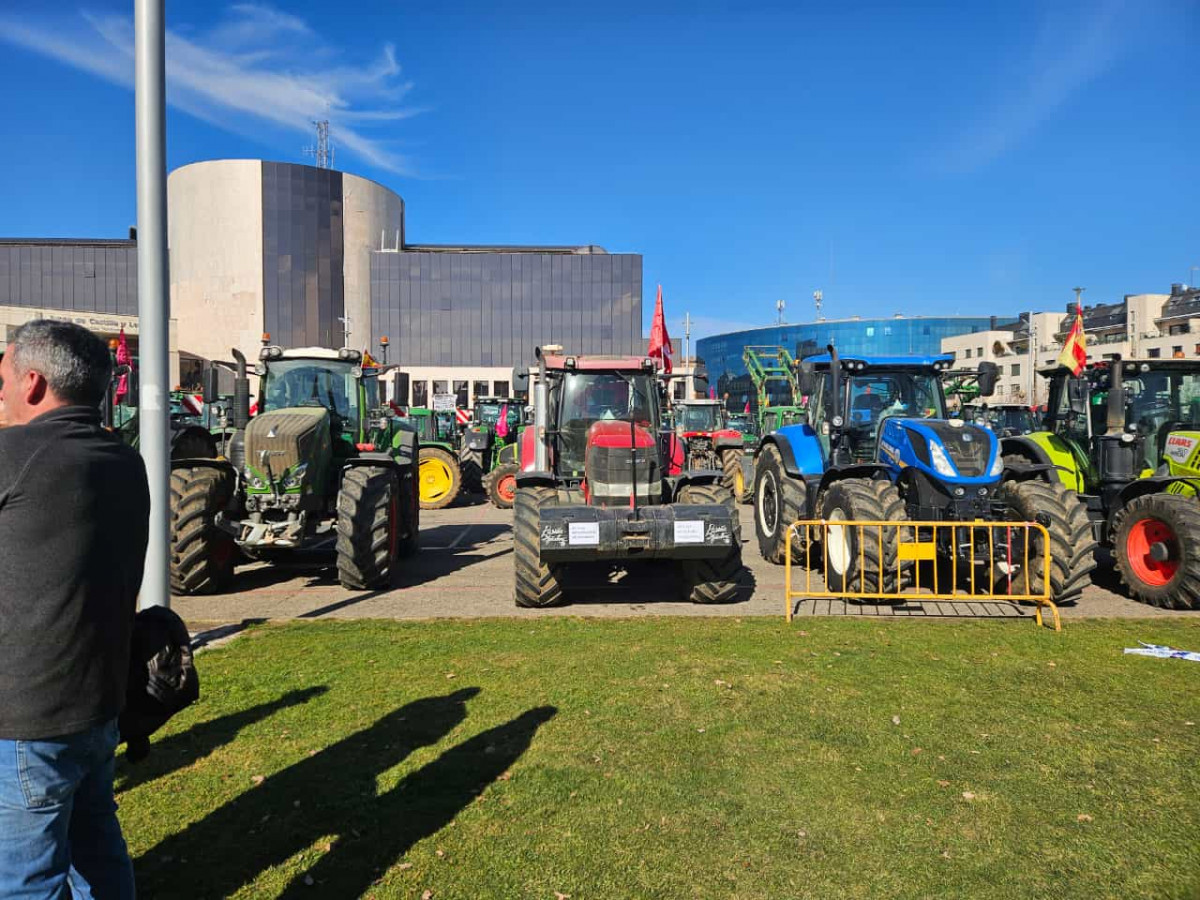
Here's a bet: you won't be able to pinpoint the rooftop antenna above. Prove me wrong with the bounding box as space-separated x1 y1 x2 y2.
337 314 351 348
813 289 824 322
304 119 335 169
776 298 786 326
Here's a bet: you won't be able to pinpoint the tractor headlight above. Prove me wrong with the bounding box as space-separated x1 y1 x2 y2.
832 415 844 428
989 453 1004 477
281 463 308 488
929 441 957 477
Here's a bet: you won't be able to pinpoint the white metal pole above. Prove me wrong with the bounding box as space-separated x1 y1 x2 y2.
135 0 170 609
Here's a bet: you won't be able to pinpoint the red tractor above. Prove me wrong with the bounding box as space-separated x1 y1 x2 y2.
673 398 750 501
510 345 744 607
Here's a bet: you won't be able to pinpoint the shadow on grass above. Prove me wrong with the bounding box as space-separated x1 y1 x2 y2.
115 686 329 793
133 688 556 899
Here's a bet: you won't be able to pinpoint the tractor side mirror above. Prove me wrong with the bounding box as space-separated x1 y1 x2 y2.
692 363 709 397
202 366 220 404
512 366 529 394
976 362 999 398
1067 379 1088 414
797 361 818 397
125 371 139 408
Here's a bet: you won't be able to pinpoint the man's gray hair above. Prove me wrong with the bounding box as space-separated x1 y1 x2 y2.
8 320 113 407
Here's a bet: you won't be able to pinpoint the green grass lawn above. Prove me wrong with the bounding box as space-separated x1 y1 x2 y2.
116 617 1200 900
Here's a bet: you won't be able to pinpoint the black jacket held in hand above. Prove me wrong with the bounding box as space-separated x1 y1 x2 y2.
0 406 150 740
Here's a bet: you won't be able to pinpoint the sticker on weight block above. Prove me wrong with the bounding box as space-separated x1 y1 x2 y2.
568 522 600 545
674 520 705 544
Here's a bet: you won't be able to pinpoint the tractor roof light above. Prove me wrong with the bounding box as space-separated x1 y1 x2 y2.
338 348 363 363
260 345 284 360
565 357 577 370
643 358 655 371
832 415 844 428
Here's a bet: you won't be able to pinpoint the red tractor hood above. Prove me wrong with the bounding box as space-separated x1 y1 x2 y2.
587 420 656 448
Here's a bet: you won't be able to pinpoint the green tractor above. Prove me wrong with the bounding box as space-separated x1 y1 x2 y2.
1003 357 1200 609
457 397 525 509
169 343 421 594
101 363 218 461
403 407 464 510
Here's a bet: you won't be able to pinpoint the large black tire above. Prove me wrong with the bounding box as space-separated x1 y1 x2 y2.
819 479 909 595
170 427 216 461
1111 493 1200 610
460 447 485 493
677 483 744 604
418 446 462 510
485 462 520 510
513 486 566 608
720 449 748 504
170 466 236 595
336 467 401 590
996 479 1096 605
398 470 420 558
754 445 807 564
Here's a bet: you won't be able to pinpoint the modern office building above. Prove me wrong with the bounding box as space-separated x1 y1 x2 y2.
696 315 1005 412
1 159 643 406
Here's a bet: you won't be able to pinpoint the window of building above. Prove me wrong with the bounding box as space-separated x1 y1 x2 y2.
412 380 428 407
923 326 931 335
964 348 972 359
866 327 875 337
1173 346 1184 358
432 380 448 397
493 379 510 398
1011 363 1020 377
454 380 469 407
673 380 687 400
472 380 489 402
1147 348 1161 359
1169 323 1189 336
977 347 984 358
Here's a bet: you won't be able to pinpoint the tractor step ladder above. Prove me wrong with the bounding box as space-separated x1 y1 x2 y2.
784 519 1060 630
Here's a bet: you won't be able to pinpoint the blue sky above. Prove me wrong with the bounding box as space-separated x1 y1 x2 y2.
0 0 1197 339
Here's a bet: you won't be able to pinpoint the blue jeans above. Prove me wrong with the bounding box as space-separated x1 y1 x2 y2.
0 719 134 899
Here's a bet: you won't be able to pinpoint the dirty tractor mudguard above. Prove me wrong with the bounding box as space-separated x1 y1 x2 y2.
535 502 737 564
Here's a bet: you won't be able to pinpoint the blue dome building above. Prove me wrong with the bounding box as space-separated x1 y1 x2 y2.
696 315 1010 412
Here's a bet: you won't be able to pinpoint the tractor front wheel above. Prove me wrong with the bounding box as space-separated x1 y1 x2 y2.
418 447 462 510
720 449 749 504
819 479 909 597
336 466 402 590
513 486 566 608
677 483 743 604
486 462 520 509
754 446 807 564
170 466 236 595
460 447 485 493
996 479 1096 605
1112 493 1200 610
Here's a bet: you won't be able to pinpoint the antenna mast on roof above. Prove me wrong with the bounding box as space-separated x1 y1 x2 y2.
776 298 786 326
813 289 823 322
304 120 335 169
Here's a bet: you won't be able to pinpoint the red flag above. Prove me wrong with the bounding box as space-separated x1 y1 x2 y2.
647 285 673 374
744 399 751 414
496 404 510 439
114 327 132 404
1057 304 1087 376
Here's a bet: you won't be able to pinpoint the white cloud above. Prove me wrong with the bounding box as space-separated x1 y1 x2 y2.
0 4 422 175
940 0 1135 173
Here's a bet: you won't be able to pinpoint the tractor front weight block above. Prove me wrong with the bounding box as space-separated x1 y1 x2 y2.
537 503 736 563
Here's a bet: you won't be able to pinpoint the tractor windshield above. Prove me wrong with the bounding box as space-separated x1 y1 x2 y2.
262 359 360 428
556 371 659 475
676 404 721 433
846 374 945 427
1096 368 1200 469
971 405 1036 435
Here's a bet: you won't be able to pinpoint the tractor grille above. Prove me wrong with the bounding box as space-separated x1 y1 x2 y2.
586 445 660 506
245 408 329 475
924 422 991 477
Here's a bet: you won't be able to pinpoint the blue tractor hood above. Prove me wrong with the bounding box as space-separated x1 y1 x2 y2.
877 416 1000 485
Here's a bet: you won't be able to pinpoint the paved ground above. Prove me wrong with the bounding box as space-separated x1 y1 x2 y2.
174 497 1200 629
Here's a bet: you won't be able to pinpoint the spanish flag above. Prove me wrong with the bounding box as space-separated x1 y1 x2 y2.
1058 304 1087 376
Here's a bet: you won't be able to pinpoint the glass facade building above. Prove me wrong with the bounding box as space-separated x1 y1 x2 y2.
697 316 1007 412
0 238 137 316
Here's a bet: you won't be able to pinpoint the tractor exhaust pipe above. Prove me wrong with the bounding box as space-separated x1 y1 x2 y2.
1106 354 1126 435
231 348 251 431
534 347 549 472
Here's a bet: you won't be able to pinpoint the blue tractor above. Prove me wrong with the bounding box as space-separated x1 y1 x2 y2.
752 346 1097 603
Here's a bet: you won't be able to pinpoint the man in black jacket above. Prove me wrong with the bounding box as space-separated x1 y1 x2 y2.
0 320 149 899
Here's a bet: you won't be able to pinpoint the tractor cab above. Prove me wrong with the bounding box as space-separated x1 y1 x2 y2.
963 403 1038 438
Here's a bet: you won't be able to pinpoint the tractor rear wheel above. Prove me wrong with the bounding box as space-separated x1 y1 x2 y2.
336 466 401 590
754 445 807 564
513 485 566 608
460 447 485 493
1112 493 1200 610
418 446 461 510
677 483 743 604
486 462 520 509
720 449 748 504
170 466 236 595
996 479 1096 605
819 479 908 596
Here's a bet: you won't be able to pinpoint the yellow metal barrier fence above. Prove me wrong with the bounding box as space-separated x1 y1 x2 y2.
784 519 1059 630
